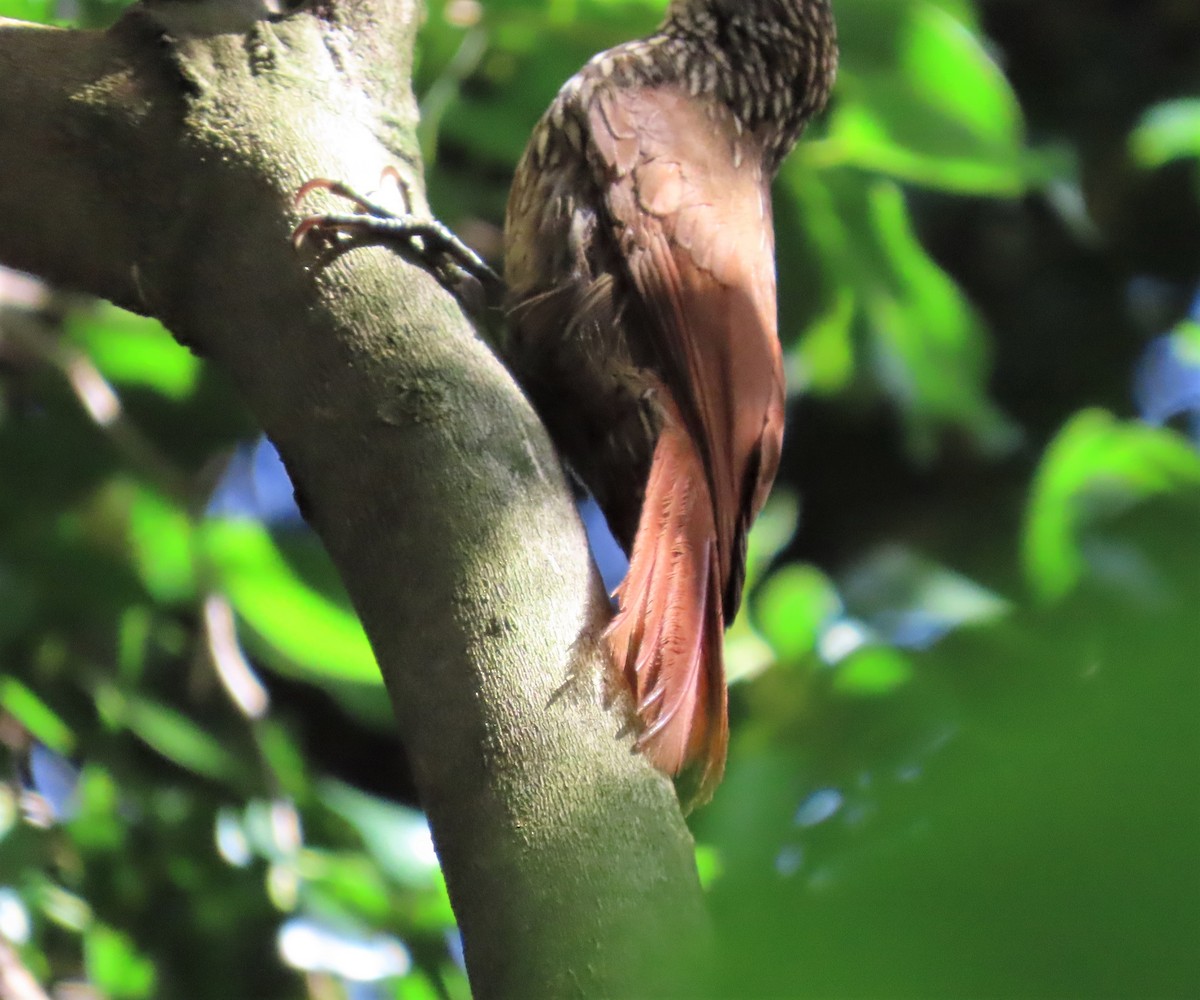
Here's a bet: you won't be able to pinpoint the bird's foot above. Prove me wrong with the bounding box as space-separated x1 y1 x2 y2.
293 166 501 297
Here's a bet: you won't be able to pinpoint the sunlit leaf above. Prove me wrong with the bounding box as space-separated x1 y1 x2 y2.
757 565 841 664
258 721 311 800
203 519 380 685
85 923 156 999
68 766 124 850
1178 319 1200 362
95 685 241 781
791 287 856 393
1023 410 1200 601
0 677 74 753
831 645 914 696
694 843 723 890
787 170 1014 454
0 0 56 22
923 0 977 29
409 870 458 934
396 971 445 1000
727 494 803 681
65 304 201 400
827 0 1032 193
1130 99 1200 168
31 878 91 931
319 780 440 890
743 492 800 591
300 850 393 922
128 486 196 602
866 180 1011 450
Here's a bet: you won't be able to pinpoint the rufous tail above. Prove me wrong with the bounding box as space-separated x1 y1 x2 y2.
604 401 728 806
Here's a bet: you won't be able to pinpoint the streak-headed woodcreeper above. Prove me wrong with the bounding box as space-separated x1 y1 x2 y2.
503 0 837 804
293 0 837 808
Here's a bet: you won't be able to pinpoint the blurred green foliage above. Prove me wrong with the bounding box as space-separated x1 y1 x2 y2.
1 0 1198 997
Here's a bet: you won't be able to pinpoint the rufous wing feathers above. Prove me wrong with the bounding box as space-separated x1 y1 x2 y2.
603 392 729 805
589 86 783 803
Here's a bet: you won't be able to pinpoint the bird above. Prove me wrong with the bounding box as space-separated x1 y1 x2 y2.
292 0 837 808
503 0 838 806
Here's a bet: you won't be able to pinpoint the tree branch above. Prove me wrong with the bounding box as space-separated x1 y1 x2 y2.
0 935 50 1000
0 2 712 996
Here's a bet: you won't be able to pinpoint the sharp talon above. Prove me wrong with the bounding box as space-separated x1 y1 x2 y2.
379 164 414 214
291 213 357 249
291 216 321 249
294 177 374 214
294 177 331 208
291 169 502 304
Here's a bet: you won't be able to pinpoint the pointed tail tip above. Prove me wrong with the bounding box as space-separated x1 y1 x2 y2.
638 701 728 812
604 550 730 809
602 395 732 807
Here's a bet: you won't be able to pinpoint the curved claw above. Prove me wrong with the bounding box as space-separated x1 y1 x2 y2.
291 213 352 249
290 168 502 302
291 214 322 248
380 165 416 216
292 177 381 249
293 177 368 212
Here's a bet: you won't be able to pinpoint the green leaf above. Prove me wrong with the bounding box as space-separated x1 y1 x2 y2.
116 605 154 684
32 877 91 931
95 685 241 781
409 869 458 934
69 766 125 850
743 492 800 592
866 180 1009 448
1176 319 1200 363
1023 410 1200 601
203 520 380 685
788 171 1014 455
0 677 74 753
832 645 914 696
395 971 445 1000
1130 99 1200 168
128 486 196 602
694 843 723 889
65 304 201 400
756 564 841 664
85 924 157 999
792 287 856 393
258 721 312 800
726 494 803 681
923 0 978 29
299 850 393 922
827 0 1031 194
319 780 441 890
0 0 56 22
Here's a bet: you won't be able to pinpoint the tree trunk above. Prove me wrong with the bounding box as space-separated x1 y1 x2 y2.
0 2 712 996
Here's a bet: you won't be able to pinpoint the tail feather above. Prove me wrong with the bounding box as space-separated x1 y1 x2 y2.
604 405 729 806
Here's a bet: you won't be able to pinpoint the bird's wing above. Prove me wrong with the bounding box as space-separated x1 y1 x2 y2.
589 85 785 801
588 84 785 612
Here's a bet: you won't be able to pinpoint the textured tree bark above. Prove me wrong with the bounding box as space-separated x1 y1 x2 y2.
0 2 712 997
